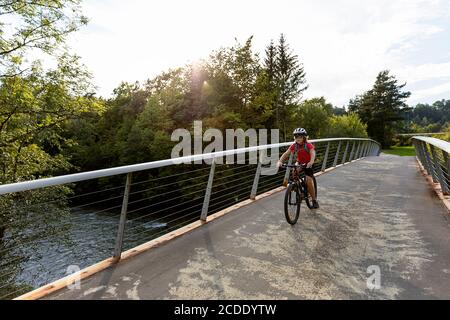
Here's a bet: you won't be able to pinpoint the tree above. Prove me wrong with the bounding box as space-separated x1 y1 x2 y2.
122 96 174 165
326 113 368 138
0 0 88 78
348 70 411 147
203 37 260 130
275 34 308 139
0 53 102 183
0 2 96 295
295 97 333 139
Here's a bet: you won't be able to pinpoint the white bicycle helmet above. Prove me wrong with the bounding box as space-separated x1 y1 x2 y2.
293 128 307 136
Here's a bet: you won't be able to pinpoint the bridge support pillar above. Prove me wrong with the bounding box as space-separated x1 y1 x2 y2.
113 172 132 262
201 159 216 221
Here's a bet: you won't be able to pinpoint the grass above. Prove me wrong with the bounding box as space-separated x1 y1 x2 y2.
381 146 416 157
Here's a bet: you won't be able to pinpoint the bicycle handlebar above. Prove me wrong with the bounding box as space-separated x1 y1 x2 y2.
280 163 308 169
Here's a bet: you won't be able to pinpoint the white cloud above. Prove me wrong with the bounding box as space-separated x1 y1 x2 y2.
395 62 450 84
409 82 450 103
61 0 450 106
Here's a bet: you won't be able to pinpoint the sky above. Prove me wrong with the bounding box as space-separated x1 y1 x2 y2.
62 0 450 107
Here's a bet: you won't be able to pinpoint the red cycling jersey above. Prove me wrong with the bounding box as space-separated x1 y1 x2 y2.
289 142 315 164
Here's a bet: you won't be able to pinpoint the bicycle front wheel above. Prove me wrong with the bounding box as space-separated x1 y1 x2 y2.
284 183 301 225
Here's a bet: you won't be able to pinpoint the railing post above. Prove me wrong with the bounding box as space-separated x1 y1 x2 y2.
342 140 350 164
363 141 369 157
442 150 450 195
422 141 438 182
360 141 366 158
360 141 367 158
333 141 342 167
430 145 449 194
283 153 294 186
367 142 373 156
250 155 263 200
348 141 355 162
418 141 431 175
355 141 361 160
113 172 132 262
321 142 331 172
201 159 216 221
414 140 426 166
420 141 436 181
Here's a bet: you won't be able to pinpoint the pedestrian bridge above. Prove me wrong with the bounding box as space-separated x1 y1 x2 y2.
1 137 449 300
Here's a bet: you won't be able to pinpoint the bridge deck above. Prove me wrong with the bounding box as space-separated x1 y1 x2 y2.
46 154 450 300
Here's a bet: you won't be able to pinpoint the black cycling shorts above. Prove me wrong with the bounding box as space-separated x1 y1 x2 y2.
295 163 314 177
303 167 314 177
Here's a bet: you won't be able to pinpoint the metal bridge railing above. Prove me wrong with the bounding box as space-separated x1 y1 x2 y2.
0 137 380 299
412 136 450 195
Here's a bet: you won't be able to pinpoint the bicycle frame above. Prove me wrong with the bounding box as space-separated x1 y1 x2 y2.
284 164 309 197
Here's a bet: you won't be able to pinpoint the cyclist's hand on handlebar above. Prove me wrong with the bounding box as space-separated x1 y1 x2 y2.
277 160 283 168
306 161 313 169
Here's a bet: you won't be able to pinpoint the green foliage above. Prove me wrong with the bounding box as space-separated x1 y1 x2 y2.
326 113 368 138
332 106 347 116
263 34 308 139
403 100 450 131
0 0 88 78
348 70 411 147
0 53 104 183
0 2 102 286
392 135 413 147
294 97 333 139
439 123 450 142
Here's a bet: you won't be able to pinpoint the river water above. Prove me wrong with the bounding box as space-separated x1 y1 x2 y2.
13 208 168 290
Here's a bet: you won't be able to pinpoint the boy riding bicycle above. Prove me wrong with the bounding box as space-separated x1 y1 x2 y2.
277 128 319 209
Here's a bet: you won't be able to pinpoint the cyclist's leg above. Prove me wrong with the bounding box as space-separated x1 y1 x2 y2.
305 172 316 200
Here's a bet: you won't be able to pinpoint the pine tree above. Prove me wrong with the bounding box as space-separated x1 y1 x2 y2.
349 70 411 147
276 34 308 139
261 34 308 139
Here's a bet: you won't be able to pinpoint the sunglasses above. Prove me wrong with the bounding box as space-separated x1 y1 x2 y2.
294 134 305 138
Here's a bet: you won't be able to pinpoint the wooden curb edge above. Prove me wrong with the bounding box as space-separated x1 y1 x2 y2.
415 157 450 213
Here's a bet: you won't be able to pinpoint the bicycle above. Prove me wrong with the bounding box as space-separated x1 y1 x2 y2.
280 163 318 225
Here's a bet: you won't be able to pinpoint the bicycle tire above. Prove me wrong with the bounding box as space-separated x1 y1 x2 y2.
284 182 301 225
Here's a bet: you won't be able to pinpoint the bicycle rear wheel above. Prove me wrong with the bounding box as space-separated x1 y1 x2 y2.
284 183 301 225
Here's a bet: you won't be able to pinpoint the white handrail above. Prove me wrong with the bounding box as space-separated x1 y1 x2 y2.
412 136 450 154
0 137 380 195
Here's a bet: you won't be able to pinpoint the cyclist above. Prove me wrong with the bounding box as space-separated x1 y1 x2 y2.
277 128 319 209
